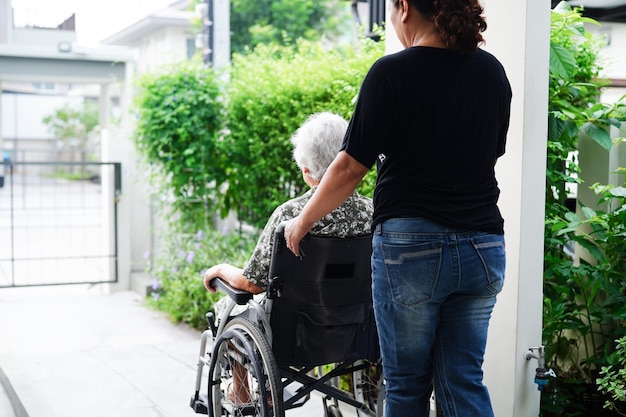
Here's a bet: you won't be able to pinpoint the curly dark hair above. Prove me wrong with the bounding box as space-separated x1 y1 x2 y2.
403 0 487 53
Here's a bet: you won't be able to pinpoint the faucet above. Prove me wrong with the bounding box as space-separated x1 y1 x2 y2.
525 346 556 391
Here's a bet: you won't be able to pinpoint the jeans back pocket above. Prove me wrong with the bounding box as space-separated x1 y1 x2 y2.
381 241 443 307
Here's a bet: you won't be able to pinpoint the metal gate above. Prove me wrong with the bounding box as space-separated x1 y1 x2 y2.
0 161 121 287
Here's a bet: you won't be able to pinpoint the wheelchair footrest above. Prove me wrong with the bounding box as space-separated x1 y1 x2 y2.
190 393 209 414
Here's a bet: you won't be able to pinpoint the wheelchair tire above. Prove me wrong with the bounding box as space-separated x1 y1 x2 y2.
352 360 385 417
207 317 284 417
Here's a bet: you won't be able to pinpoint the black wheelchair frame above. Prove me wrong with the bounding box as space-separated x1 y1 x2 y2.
190 224 384 417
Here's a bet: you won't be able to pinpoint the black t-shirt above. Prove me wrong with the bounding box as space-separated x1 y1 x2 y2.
342 46 512 235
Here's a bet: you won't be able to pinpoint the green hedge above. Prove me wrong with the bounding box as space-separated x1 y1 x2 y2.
134 37 384 326
222 38 383 228
133 60 225 234
147 228 258 329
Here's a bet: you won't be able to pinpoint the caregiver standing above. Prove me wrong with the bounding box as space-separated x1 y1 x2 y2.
283 1 512 416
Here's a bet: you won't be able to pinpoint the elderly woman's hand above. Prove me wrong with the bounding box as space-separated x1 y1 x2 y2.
203 265 221 293
202 264 264 294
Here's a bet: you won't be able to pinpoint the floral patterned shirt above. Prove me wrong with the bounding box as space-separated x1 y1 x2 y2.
242 187 373 289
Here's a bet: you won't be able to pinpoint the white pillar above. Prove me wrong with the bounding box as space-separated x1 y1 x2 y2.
101 63 134 292
482 1 549 416
99 82 113 287
384 1 549 415
111 59 155 294
213 0 231 69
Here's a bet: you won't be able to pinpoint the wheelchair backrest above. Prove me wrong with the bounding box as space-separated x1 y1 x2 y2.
267 223 379 367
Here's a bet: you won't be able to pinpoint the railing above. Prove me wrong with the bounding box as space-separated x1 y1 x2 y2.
0 161 121 288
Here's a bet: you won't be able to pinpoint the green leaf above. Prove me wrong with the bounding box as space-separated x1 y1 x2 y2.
610 187 626 198
550 42 576 80
576 238 605 262
548 114 565 141
606 118 624 128
580 122 613 151
581 206 597 219
551 221 567 233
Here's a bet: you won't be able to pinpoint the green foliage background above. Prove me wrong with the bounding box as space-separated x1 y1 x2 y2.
133 36 384 324
146 228 257 329
42 99 101 179
222 38 382 228
133 60 225 234
541 3 626 416
229 0 350 55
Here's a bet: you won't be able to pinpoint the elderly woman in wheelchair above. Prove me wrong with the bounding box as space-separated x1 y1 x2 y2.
190 112 383 417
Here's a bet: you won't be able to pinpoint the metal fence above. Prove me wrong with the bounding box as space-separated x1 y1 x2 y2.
0 161 121 287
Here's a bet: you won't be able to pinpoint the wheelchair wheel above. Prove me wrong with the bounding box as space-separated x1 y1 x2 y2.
353 360 385 417
208 317 284 417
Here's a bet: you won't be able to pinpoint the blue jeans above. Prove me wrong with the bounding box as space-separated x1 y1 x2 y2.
372 218 505 417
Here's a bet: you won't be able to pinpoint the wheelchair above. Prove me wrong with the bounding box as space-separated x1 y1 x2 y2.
190 223 384 417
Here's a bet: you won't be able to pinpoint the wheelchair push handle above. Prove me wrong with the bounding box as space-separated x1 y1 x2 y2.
210 278 253 305
273 222 310 259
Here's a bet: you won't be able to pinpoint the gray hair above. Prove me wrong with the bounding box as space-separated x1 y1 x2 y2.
291 112 348 181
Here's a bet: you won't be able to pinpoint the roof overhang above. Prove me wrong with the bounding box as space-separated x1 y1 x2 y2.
102 12 193 46
0 45 134 84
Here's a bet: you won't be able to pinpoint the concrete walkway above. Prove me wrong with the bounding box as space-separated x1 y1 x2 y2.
0 285 355 417
0 368 18 417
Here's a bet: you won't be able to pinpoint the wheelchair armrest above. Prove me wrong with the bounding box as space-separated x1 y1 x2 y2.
210 277 254 305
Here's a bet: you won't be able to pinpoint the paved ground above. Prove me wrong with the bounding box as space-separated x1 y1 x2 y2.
0 173 364 417
0 369 18 417
0 285 358 417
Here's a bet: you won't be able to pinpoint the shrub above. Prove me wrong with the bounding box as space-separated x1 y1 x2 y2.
598 335 626 413
133 35 384 328
229 0 350 55
221 37 383 228
541 3 626 415
133 60 225 234
147 227 258 329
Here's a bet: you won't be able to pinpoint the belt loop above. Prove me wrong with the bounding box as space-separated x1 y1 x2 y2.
374 223 382 235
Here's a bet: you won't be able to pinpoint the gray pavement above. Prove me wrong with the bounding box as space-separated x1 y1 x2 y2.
0 368 18 417
0 285 357 417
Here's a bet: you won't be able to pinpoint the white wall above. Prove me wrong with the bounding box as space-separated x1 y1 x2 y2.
135 27 194 73
1 93 82 140
112 26 196 282
12 27 76 47
586 22 626 104
590 22 626 79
